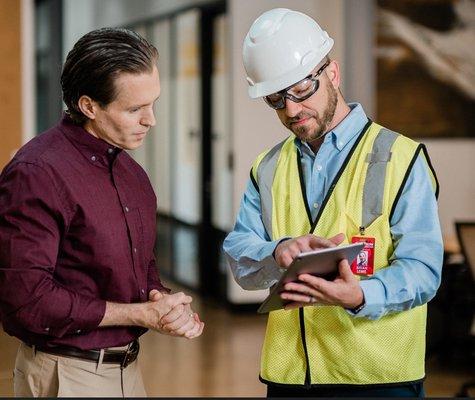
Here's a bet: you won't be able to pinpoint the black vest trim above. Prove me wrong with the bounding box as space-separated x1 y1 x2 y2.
250 168 259 193
298 308 312 388
258 375 425 389
388 144 439 223
296 147 313 226
309 119 372 234
421 144 440 199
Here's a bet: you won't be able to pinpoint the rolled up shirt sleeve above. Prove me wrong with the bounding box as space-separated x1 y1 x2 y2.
223 179 286 290
0 162 106 338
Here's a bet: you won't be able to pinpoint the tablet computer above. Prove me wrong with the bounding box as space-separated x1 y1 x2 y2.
257 242 365 314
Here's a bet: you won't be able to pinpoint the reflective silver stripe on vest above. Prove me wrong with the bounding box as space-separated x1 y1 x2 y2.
257 139 287 238
256 128 398 236
362 128 398 228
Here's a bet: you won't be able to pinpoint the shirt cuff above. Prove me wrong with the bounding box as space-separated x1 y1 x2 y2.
261 241 292 278
347 279 386 320
257 239 289 287
70 298 107 334
47 297 107 337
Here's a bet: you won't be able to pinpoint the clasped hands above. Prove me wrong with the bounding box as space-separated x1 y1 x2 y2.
145 289 204 339
274 233 364 311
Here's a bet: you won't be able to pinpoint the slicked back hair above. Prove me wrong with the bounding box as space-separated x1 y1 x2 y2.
61 28 158 125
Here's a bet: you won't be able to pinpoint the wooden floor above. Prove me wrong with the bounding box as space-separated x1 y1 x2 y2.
0 281 473 397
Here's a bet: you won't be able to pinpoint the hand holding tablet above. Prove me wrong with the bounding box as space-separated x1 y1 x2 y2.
258 242 364 313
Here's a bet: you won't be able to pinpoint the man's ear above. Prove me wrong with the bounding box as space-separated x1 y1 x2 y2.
78 95 98 120
326 60 341 90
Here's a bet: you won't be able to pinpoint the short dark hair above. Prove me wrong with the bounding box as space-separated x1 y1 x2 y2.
61 28 158 125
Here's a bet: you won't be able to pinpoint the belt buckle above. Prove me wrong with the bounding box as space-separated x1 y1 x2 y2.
120 341 138 369
120 349 132 369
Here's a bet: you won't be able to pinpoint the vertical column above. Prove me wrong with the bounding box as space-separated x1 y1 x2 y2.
343 0 376 117
0 0 22 168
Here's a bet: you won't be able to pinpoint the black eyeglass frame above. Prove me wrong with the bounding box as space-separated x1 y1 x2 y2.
263 60 331 110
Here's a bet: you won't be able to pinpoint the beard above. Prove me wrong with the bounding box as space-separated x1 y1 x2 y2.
286 80 338 143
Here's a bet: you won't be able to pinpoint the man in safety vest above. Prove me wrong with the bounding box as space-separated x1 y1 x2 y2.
223 8 443 398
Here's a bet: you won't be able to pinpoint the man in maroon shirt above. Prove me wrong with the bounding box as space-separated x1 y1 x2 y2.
0 28 203 397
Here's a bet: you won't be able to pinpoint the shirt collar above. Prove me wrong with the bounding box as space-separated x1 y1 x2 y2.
58 114 122 167
295 102 368 155
331 102 368 151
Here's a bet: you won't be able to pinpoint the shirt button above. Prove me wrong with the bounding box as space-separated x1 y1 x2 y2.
108 148 114 154
125 206 129 212
76 329 81 334
91 155 96 161
134 247 137 253
316 165 322 171
141 289 145 294
44 327 50 332
338 141 343 147
313 202 319 209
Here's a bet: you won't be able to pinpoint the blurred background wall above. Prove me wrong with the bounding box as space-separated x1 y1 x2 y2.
1 0 474 304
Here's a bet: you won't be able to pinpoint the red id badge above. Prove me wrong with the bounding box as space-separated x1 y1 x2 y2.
351 236 375 276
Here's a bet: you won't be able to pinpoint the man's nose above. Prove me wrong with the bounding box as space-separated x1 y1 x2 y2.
285 98 302 118
141 109 156 127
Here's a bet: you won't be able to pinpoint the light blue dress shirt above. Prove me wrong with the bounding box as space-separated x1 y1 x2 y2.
223 103 443 320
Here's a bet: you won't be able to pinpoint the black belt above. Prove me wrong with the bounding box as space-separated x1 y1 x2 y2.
25 340 139 369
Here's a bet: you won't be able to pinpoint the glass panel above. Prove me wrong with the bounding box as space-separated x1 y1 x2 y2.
171 9 202 225
151 19 172 213
173 224 199 289
211 14 233 232
35 0 62 133
36 1 50 52
155 216 173 276
127 25 148 170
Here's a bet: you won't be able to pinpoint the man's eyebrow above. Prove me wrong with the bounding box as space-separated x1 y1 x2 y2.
130 94 161 108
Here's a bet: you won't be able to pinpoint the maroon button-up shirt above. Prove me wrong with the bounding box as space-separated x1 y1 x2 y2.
0 115 168 350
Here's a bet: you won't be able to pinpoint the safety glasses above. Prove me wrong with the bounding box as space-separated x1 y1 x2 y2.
264 61 330 110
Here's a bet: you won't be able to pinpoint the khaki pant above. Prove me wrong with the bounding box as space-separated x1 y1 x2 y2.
13 342 147 397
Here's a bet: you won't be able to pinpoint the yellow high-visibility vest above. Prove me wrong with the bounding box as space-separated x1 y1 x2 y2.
251 121 438 386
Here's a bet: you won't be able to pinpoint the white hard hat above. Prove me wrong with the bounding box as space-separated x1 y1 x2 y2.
243 8 334 98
